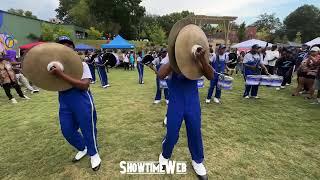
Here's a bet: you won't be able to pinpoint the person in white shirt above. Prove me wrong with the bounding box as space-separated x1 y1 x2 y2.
265 45 280 75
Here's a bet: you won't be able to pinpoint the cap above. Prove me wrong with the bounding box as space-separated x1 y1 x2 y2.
57 36 75 48
310 46 320 52
252 44 261 49
218 44 226 49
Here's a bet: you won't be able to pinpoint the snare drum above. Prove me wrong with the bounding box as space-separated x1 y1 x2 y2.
260 75 272 86
218 75 234 90
270 75 283 87
246 75 261 85
159 80 168 89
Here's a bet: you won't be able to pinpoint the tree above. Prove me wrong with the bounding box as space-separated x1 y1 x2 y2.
237 22 246 42
86 27 102 39
68 0 94 28
252 13 282 32
145 24 166 45
41 24 72 42
87 0 146 39
157 11 194 35
284 5 320 42
55 0 80 23
256 28 271 41
295 32 302 43
8 8 37 19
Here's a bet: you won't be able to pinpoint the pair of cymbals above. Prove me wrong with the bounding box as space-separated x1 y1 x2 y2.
168 18 209 80
22 43 83 91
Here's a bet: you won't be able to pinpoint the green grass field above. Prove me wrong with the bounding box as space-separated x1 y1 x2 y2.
0 68 319 180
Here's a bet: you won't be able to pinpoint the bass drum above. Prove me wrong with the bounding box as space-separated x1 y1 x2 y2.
102 53 117 67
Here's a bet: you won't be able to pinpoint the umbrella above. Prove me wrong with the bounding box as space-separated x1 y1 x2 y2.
19 42 45 50
305 37 320 47
231 39 272 49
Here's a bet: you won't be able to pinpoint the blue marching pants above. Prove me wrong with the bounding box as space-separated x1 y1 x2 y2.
59 88 98 156
88 64 96 82
137 63 144 84
206 77 221 99
155 77 169 100
162 73 204 163
243 75 259 97
97 66 108 86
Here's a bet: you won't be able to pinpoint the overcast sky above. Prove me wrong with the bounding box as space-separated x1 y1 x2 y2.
1 0 319 24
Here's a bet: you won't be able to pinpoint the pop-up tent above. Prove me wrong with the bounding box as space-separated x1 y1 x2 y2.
75 44 96 51
101 35 135 49
231 39 272 48
305 37 320 47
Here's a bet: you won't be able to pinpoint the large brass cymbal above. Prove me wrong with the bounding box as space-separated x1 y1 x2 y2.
168 18 193 74
22 43 83 91
175 24 209 80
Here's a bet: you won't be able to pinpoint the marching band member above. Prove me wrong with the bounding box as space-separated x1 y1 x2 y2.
95 51 110 88
51 36 101 171
206 45 228 104
152 49 169 104
243 44 269 99
85 51 96 84
136 51 144 84
158 47 214 180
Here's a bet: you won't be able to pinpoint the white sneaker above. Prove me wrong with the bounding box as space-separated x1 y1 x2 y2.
102 85 108 88
254 96 260 99
91 153 101 171
166 100 169 105
205 99 211 103
280 86 285 89
22 95 31 100
159 153 169 165
244 96 250 99
142 81 144 84
192 160 207 176
72 148 87 162
11 98 18 104
154 100 161 104
276 87 280 91
286 83 291 86
90 81 95 84
106 84 111 87
163 117 167 126
213 98 220 104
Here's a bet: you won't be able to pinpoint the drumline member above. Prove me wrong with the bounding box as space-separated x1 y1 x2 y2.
205 44 228 104
136 51 144 84
243 44 269 99
85 51 96 84
51 36 101 171
158 47 214 179
95 51 110 88
152 49 169 104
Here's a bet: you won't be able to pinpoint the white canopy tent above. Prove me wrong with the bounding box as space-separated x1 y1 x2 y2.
305 37 320 47
231 39 272 49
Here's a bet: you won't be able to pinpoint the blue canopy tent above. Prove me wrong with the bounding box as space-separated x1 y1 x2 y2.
101 35 135 49
75 44 96 51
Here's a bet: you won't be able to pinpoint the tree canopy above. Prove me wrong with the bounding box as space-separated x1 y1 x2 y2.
284 5 320 42
8 8 37 19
